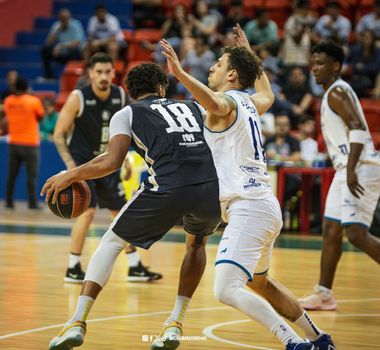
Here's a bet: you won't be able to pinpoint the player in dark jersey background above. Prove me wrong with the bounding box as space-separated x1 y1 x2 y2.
53 53 162 283
43 62 221 350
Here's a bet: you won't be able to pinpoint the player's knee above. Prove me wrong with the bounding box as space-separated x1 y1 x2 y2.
80 207 96 221
100 229 127 251
323 221 343 243
346 225 367 248
214 281 237 305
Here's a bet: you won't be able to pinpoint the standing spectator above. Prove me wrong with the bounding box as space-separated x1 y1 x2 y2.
283 0 315 68
356 0 380 42
347 29 380 98
39 98 58 140
1 70 18 102
244 9 280 54
297 114 318 166
313 1 351 44
220 0 251 35
41 9 85 79
3 77 44 209
84 4 126 62
177 35 215 98
281 67 314 126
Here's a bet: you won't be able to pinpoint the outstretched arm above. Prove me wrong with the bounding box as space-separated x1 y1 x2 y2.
233 24 275 115
160 39 235 117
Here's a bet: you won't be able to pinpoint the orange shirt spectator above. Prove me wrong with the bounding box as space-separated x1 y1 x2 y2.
4 92 44 146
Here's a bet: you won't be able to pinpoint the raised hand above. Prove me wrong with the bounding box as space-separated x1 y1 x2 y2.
232 23 251 51
159 39 184 78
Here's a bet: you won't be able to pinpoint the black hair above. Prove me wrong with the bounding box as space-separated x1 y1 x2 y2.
15 76 28 93
274 111 290 118
89 52 113 67
298 114 314 124
222 46 263 89
126 63 168 99
311 40 345 68
95 4 106 11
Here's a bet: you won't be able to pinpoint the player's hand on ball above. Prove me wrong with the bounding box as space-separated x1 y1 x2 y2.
41 170 72 204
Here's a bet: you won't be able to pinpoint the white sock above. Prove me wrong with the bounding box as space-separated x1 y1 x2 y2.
214 264 304 345
67 295 94 324
68 253 81 268
316 284 332 297
126 250 140 268
164 296 191 325
294 311 323 341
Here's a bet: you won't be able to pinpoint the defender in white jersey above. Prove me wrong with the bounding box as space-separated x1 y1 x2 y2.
300 40 380 311
159 25 335 350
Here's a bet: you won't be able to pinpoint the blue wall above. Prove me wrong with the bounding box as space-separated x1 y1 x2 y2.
0 139 65 201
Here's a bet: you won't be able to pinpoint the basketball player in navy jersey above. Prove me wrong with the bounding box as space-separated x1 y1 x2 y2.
158 25 334 350
43 62 221 350
53 52 162 283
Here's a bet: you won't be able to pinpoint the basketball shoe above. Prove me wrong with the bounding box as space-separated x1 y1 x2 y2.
48 321 86 350
299 285 337 311
151 321 182 350
127 262 163 282
285 342 315 349
64 263 86 283
311 333 336 350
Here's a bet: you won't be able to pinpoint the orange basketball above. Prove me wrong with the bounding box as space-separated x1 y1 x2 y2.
48 180 91 219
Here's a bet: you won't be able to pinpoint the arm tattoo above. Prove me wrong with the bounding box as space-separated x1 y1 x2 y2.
54 136 75 167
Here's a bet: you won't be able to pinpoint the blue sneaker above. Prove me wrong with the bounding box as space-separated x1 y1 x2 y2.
286 342 315 350
311 333 336 350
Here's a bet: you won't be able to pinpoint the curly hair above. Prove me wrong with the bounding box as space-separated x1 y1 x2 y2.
222 46 264 90
126 63 169 100
311 40 345 68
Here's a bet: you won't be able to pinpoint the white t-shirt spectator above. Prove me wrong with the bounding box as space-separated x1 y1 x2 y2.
88 13 124 43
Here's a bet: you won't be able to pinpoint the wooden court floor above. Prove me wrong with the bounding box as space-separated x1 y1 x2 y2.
0 203 379 349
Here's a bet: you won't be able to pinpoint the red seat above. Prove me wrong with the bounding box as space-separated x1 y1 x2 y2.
127 29 162 62
33 91 56 101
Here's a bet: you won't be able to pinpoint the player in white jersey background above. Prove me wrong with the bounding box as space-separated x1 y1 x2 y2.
158 25 335 350
299 40 380 311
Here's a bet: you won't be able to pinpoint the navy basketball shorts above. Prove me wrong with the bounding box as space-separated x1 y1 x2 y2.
110 180 221 249
86 170 126 211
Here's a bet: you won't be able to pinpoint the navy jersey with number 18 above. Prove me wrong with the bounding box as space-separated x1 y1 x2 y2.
109 95 218 192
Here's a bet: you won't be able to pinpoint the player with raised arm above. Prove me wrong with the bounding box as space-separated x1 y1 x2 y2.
156 25 335 350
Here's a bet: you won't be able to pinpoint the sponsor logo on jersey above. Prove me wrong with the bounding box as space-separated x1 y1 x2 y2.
102 110 111 121
179 134 204 147
240 100 258 116
85 99 96 106
243 178 261 190
240 165 261 174
112 98 121 105
182 134 195 142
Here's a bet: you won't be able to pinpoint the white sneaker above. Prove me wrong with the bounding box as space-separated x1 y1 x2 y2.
151 321 182 350
48 321 86 350
299 286 337 311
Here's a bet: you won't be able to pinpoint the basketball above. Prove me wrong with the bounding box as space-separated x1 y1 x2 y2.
47 180 91 219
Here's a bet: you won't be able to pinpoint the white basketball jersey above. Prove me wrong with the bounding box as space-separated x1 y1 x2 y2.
321 78 380 170
204 90 272 202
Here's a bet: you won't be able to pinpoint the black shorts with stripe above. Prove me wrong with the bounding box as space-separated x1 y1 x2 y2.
111 180 221 249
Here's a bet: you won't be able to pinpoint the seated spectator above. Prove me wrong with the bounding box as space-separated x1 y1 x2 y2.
346 29 380 98
280 67 314 126
132 0 165 29
1 70 18 102
244 9 280 54
41 9 85 79
220 0 250 36
84 4 126 62
356 0 380 42
297 114 318 166
282 0 315 68
39 98 58 140
177 34 215 98
264 113 301 163
313 0 351 44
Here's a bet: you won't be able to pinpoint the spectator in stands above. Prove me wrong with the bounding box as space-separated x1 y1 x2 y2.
346 29 380 98
264 112 301 163
356 0 380 42
189 0 220 45
313 0 351 44
281 67 314 126
297 114 318 166
3 77 44 210
84 4 126 62
283 0 315 68
244 9 280 54
41 9 85 80
132 0 165 29
220 0 250 35
177 34 215 98
1 70 18 102
39 98 58 140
